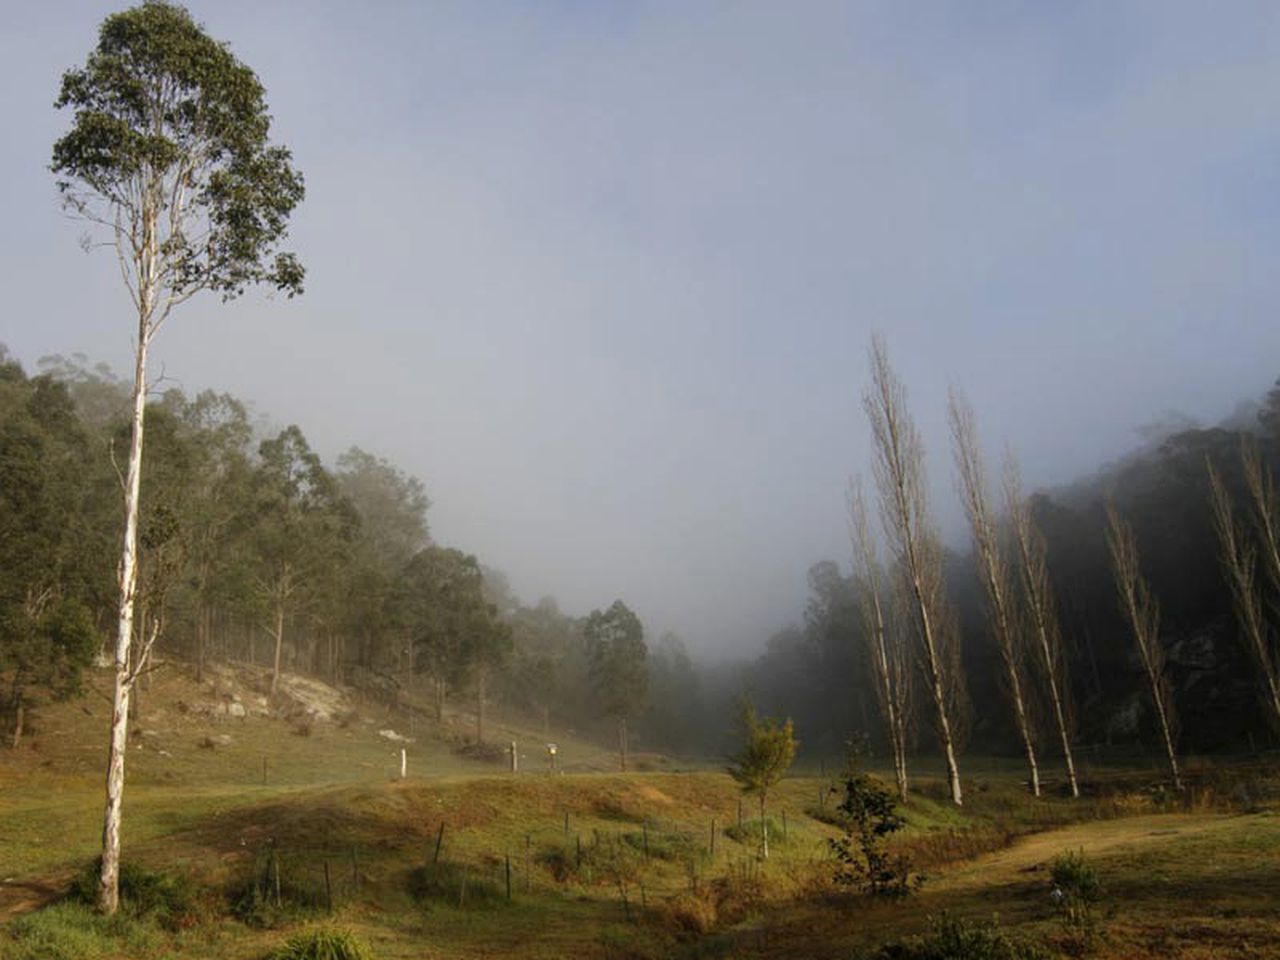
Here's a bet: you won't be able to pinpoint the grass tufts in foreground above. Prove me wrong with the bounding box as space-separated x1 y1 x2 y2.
853 913 1052 960
266 926 375 960
3 901 165 960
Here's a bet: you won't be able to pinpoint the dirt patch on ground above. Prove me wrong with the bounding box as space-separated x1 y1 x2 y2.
0 873 71 922
630 784 675 805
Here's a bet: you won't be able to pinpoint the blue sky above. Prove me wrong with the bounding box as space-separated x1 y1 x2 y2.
3 2 1279 654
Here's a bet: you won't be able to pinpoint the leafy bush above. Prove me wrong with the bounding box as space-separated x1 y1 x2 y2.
854 913 1051 960
266 926 374 960
1049 849 1102 949
829 774 919 897
69 859 199 930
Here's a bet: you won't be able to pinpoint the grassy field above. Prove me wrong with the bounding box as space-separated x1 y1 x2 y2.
2 662 1278 959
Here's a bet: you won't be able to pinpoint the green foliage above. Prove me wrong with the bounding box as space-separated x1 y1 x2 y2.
829 773 919 897
69 859 198 930
1050 849 1102 948
726 704 797 804
642 631 705 753
584 600 648 721
0 362 105 742
265 927 375 960
854 913 1052 960
52 0 305 301
398 547 510 696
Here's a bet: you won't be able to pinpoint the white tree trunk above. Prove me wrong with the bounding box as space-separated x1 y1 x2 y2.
98 323 150 915
760 794 769 860
270 601 285 696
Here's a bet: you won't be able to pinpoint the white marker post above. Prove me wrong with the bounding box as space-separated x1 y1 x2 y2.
510 740 518 773
400 747 407 780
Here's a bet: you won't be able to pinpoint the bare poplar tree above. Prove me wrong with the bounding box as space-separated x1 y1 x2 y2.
863 335 963 805
948 390 1040 796
1241 440 1280 609
848 475 910 800
1003 453 1080 799
1207 458 1280 731
1105 499 1182 791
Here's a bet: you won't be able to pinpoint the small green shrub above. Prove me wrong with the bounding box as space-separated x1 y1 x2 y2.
68 859 199 930
854 913 1051 960
1049 849 1102 950
266 926 374 960
829 774 920 897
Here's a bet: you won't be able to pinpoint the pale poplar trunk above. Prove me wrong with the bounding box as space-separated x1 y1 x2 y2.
851 478 910 800
195 603 207 683
10 690 24 749
270 600 285 696
1107 501 1182 792
1208 461 1280 733
1006 459 1079 799
1151 688 1182 790
618 716 628 772
1027 589 1078 798
949 394 1040 797
864 338 963 805
913 587 964 805
760 793 769 860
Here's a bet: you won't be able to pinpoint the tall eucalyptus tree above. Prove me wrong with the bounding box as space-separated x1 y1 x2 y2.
52 1 303 912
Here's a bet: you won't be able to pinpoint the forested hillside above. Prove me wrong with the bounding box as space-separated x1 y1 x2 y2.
746 377 1280 764
0 348 705 758
6 344 1279 773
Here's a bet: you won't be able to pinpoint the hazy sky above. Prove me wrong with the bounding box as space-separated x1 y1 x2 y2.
3 2 1279 655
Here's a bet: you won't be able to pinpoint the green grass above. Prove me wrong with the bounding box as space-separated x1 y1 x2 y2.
4 662 1280 959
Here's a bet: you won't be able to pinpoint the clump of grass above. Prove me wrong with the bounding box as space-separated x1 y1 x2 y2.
68 859 200 930
854 913 1052 960
722 817 791 848
620 826 701 862
899 824 1019 870
407 861 504 909
3 901 164 960
265 926 375 960
452 740 506 763
230 851 330 928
